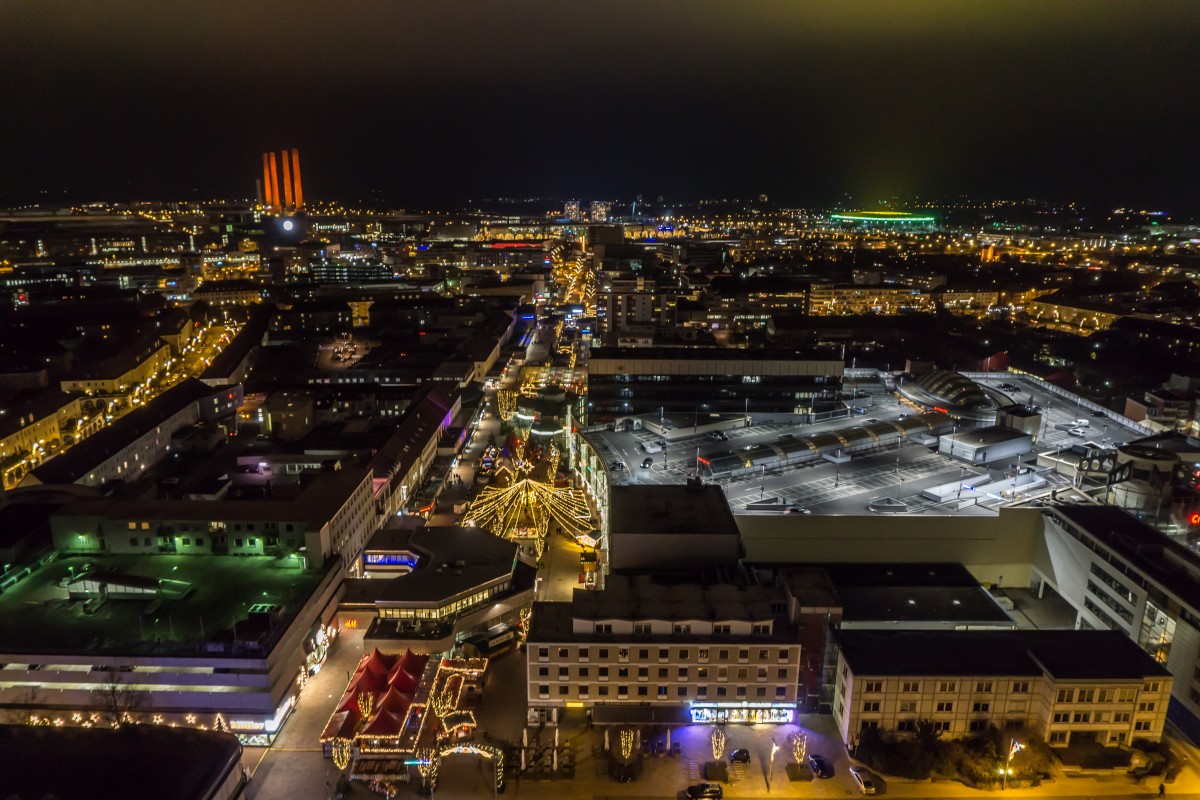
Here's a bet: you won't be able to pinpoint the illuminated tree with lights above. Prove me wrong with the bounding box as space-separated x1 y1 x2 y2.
711 728 726 761
357 692 375 718
332 738 353 770
619 729 636 760
789 731 807 764
497 389 518 421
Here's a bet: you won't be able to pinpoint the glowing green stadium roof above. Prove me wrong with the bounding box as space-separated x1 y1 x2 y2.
830 211 936 223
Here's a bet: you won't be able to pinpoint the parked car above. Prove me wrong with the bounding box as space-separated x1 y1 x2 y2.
641 457 654 469
849 766 876 795
809 754 834 778
686 784 723 799
729 748 750 763
1067 428 1087 437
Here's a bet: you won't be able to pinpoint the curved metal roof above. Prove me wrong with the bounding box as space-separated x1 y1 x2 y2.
914 370 994 410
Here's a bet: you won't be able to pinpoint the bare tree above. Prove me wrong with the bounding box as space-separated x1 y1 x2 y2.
0 686 45 724
91 669 145 728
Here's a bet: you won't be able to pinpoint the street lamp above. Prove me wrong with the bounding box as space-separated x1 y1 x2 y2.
1002 738 1024 789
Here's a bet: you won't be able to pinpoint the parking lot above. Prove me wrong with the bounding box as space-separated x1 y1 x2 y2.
587 375 1149 517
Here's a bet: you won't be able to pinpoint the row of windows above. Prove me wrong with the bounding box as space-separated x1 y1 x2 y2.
378 580 511 621
536 665 790 681
538 646 791 662
1057 687 1148 703
1084 597 1123 631
1051 710 1137 724
1090 562 1138 605
126 521 296 533
1086 581 1136 624
865 700 1011 714
861 680 1030 695
536 684 789 700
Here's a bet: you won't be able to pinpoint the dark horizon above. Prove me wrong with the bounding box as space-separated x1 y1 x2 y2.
2 1 1198 212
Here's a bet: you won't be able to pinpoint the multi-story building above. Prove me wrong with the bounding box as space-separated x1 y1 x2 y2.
833 629 1172 748
1037 505 1200 740
339 523 536 653
50 462 377 572
585 346 843 420
589 201 611 223
0 542 342 745
526 573 803 726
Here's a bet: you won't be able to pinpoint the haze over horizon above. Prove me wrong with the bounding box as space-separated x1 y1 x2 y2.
2 1 1198 211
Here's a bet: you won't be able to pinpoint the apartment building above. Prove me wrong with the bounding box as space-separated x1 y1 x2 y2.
526 573 803 726
834 629 1172 748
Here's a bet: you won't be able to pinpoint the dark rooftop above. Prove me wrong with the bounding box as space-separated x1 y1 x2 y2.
0 724 243 800
588 346 836 362
609 484 738 537
343 524 519 605
835 628 1170 680
814 563 1013 625
0 552 331 656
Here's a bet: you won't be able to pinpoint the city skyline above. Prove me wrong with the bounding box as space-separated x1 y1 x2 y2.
1 1 1198 210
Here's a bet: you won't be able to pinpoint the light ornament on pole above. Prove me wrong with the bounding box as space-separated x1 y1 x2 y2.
1002 739 1024 789
357 692 375 718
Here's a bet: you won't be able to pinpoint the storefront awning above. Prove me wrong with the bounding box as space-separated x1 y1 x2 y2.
590 704 692 726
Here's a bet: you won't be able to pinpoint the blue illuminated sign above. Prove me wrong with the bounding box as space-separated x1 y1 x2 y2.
364 552 417 567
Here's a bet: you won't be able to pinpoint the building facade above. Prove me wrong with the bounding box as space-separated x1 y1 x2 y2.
526 575 802 726
834 629 1172 748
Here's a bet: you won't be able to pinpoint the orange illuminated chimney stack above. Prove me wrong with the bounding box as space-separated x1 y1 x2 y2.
290 148 303 210
280 149 294 210
261 153 273 209
267 152 281 211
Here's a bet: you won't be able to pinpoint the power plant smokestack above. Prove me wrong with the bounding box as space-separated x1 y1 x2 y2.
267 152 280 211
261 153 274 209
290 148 303 210
255 178 264 207
281 149 294 209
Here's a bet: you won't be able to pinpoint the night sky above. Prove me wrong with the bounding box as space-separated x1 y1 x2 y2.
2 1 1198 209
